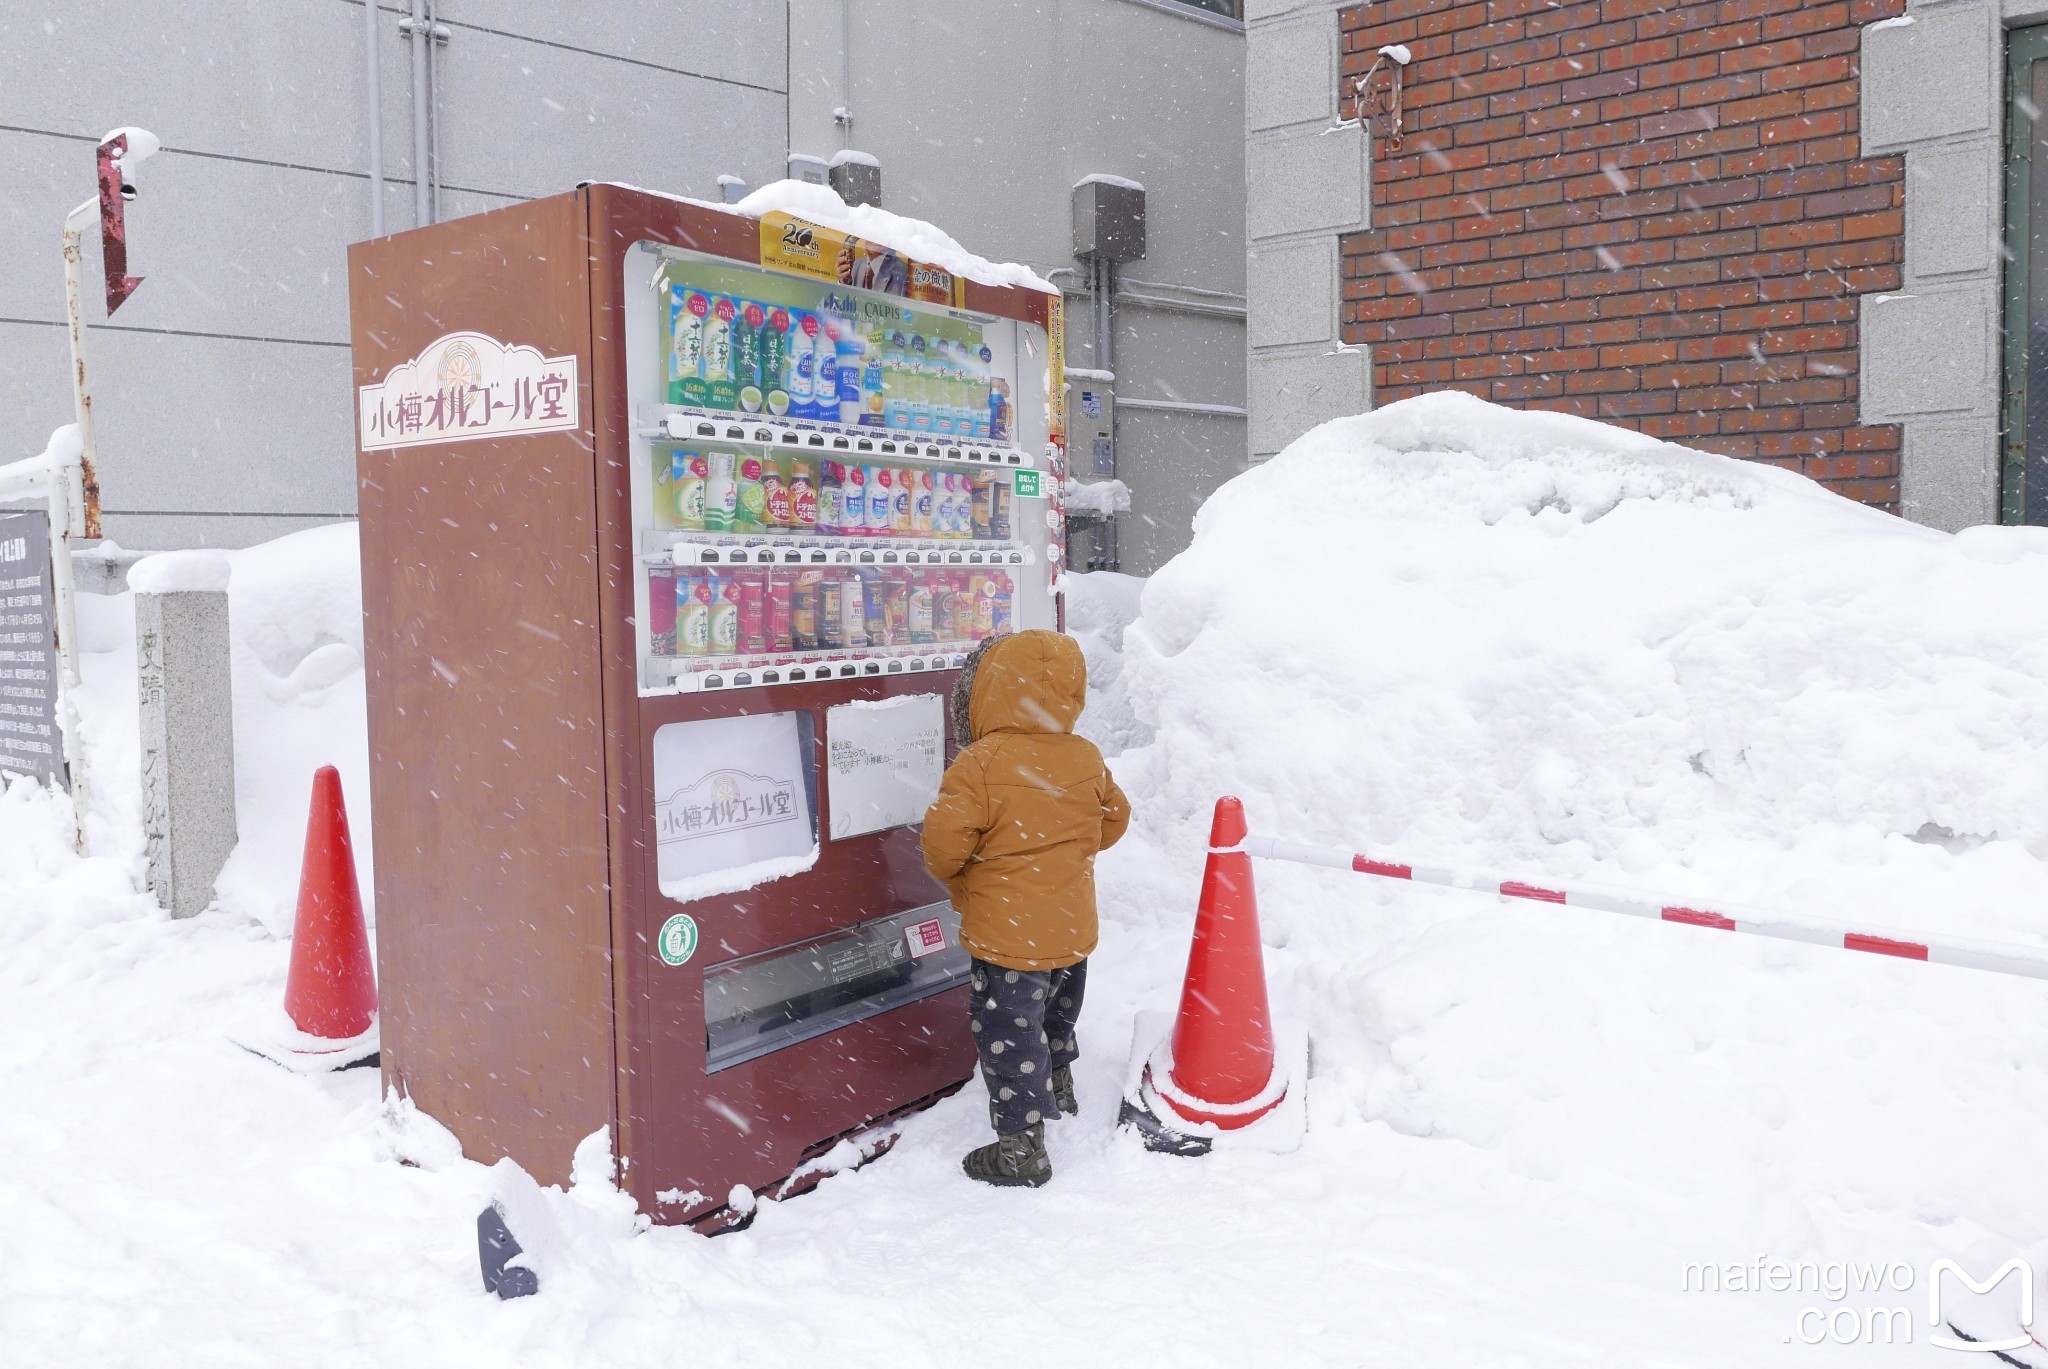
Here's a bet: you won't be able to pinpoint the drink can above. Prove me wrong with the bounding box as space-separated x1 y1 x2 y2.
648 566 678 657
840 574 868 648
971 473 995 541
819 578 844 649
862 570 888 646
883 569 910 646
735 570 767 653
971 573 996 641
992 478 1013 541
768 570 794 652
792 570 821 650
952 570 975 641
907 570 935 644
991 571 1014 636
842 464 866 537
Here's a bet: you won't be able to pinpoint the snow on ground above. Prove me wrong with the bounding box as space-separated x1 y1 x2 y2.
8 394 2048 1364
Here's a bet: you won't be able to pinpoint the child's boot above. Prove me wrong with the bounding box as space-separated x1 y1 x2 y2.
962 1122 1051 1187
1050 1064 1078 1117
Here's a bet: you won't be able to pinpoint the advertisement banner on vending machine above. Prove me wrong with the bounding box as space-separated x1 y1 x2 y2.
757 212 960 306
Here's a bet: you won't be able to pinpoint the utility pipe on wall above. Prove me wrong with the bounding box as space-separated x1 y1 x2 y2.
365 0 384 236
409 0 429 226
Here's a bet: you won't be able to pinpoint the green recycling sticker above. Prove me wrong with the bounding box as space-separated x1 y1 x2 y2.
657 914 699 967
1013 469 1043 499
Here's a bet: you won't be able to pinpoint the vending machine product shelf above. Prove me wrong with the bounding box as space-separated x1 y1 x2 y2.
349 184 1064 1231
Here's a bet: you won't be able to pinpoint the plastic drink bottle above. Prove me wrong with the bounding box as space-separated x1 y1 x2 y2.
842 464 866 536
911 468 934 535
884 331 911 430
891 465 913 533
677 570 710 656
788 458 817 533
789 312 817 417
909 335 933 432
670 289 707 406
866 464 892 534
734 303 763 413
931 340 954 436
860 322 886 427
972 342 994 439
991 571 1013 635
837 318 865 424
704 451 738 533
671 450 707 531
703 298 737 409
814 318 840 424
762 307 792 417
707 573 739 655
735 456 766 533
761 454 790 530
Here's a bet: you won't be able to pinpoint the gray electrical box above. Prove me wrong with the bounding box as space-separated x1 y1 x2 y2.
787 153 831 187
829 154 882 208
1066 377 1116 477
1073 176 1146 263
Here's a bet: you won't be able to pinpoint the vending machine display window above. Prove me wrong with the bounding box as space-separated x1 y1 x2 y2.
627 245 1057 697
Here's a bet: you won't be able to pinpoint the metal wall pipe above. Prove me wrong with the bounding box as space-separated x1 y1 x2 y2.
365 0 384 235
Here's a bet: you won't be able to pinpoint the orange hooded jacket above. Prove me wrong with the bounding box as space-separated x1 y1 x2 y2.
920 630 1131 971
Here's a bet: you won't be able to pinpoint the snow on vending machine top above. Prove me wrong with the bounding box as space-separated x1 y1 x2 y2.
347 185 1066 1229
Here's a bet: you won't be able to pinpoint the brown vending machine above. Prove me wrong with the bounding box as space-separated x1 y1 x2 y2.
348 184 1065 1229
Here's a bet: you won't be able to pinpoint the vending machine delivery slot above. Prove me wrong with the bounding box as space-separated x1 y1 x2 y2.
349 184 1064 1230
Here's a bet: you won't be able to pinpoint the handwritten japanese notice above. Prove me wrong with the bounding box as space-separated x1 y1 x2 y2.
0 511 64 787
357 330 579 450
652 711 815 899
825 694 943 841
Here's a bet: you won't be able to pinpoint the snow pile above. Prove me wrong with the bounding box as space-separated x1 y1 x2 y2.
127 548 231 594
13 395 2048 1363
730 179 1058 295
1093 391 2048 1302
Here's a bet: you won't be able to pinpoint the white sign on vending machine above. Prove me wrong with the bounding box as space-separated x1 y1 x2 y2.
825 693 945 841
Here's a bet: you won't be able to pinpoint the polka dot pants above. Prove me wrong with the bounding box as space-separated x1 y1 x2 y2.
967 956 1087 1135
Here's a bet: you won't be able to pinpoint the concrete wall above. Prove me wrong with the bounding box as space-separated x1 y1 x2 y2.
1244 0 1368 460
0 0 787 551
788 0 1248 574
1858 0 2044 531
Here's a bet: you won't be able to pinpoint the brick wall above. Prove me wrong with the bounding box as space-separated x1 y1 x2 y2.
1338 0 1907 508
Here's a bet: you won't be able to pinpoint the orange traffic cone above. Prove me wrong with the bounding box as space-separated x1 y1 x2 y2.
1156 796 1282 1126
1120 796 1289 1153
282 766 377 1040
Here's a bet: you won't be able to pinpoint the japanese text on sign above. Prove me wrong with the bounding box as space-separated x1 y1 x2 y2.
0 511 64 787
357 330 579 450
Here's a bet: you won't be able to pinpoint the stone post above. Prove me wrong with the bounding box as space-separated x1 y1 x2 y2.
134 557 237 918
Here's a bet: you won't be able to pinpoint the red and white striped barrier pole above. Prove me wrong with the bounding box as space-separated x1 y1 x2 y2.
1240 833 2048 983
